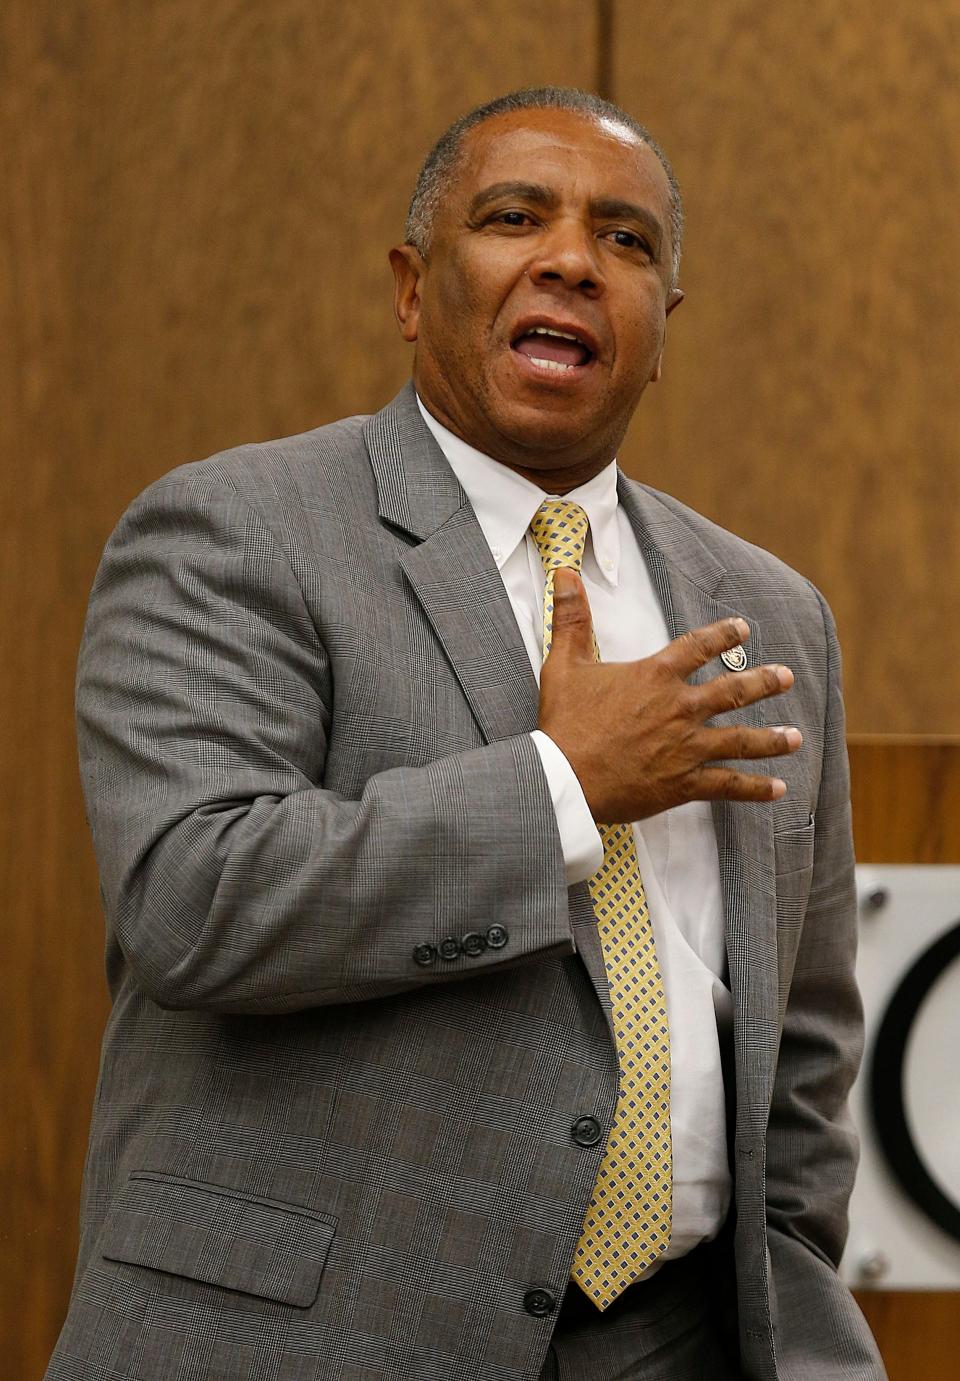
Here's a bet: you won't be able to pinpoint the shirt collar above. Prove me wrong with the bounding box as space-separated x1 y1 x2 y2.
415 395 621 586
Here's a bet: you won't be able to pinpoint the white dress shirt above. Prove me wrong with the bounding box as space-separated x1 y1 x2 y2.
417 396 733 1266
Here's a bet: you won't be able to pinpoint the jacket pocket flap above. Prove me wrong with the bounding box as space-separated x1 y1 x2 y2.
101 1172 336 1307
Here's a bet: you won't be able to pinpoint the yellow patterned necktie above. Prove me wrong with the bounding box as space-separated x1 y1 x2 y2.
529 498 673 1310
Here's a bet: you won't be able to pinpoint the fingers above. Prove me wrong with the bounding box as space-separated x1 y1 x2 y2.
705 723 803 763
547 568 596 663
685 723 801 806
661 616 752 679
694 662 794 716
693 766 789 802
658 619 796 722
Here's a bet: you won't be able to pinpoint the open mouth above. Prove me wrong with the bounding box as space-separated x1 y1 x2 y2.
510 325 595 373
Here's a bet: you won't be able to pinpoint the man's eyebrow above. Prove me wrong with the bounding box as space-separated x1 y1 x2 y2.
467 182 558 217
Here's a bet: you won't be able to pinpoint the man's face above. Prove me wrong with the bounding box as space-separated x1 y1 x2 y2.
391 107 683 489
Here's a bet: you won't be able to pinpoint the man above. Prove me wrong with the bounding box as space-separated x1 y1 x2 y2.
49 88 885 1380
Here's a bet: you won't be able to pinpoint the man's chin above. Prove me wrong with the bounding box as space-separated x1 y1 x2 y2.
492 400 614 464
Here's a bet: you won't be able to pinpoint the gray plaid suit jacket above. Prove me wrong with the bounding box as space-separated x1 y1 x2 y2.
49 383 884 1380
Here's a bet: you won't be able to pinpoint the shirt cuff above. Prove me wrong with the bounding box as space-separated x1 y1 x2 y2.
530 730 604 885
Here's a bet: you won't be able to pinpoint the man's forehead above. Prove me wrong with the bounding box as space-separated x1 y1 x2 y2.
455 108 667 203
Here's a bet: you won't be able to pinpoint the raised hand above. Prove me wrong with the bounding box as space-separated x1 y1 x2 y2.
538 568 801 823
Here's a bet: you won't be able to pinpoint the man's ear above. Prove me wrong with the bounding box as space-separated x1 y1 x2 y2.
650 288 685 382
389 245 426 343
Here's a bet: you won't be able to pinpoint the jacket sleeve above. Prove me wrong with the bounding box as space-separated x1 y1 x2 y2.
763 588 886 1377
76 471 574 1016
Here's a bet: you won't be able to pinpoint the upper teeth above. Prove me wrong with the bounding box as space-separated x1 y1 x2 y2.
529 327 582 342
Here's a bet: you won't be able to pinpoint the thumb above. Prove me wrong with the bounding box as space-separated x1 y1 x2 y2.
548 568 596 662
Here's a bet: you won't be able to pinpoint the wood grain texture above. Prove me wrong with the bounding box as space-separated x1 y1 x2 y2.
850 738 960 863
853 1292 960 1381
611 0 960 735
0 4 598 1374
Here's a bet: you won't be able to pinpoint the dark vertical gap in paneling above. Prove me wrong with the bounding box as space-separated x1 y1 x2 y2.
596 0 613 98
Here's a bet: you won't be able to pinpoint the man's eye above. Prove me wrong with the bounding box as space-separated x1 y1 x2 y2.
494 210 534 227
607 229 652 253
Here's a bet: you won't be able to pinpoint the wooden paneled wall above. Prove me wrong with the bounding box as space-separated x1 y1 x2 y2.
4 1 958 1376
612 0 960 735
0 5 597 1374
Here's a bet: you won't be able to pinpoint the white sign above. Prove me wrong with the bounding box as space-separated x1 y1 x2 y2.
841 865 960 1290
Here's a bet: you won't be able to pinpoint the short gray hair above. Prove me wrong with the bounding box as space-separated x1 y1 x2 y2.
405 87 684 287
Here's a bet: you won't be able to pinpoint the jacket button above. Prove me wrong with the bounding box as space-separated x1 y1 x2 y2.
461 931 487 957
438 936 462 961
486 924 509 949
571 1116 602 1147
412 943 436 967
523 1287 556 1318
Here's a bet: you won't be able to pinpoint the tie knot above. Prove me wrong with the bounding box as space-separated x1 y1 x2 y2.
529 499 590 574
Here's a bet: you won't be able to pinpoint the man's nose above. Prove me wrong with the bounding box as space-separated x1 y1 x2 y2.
527 219 604 295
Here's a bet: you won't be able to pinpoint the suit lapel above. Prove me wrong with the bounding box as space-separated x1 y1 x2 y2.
364 385 539 745
618 479 779 1123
